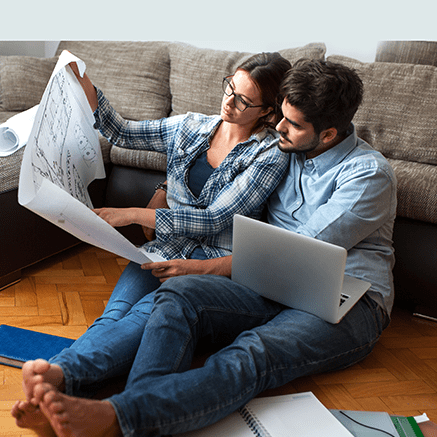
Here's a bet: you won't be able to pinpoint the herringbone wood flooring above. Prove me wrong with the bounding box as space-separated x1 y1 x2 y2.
1 244 437 436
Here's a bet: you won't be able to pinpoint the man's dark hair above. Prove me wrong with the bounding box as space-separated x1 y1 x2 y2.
280 59 364 136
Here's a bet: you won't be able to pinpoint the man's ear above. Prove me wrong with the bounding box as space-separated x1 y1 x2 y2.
320 127 338 145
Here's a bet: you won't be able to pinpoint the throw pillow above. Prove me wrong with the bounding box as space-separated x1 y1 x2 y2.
0 56 57 112
56 41 172 121
376 41 437 67
169 42 326 117
328 55 437 166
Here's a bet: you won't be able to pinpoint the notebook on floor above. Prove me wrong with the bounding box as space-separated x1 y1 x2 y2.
179 392 354 436
231 215 371 324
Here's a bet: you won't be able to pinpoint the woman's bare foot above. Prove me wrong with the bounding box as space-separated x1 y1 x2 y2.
22 359 65 405
11 400 56 437
37 382 122 437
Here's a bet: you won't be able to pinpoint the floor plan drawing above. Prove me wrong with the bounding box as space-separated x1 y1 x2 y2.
19 51 157 265
30 65 100 208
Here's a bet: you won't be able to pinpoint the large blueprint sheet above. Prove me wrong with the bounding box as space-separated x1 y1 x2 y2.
18 51 162 264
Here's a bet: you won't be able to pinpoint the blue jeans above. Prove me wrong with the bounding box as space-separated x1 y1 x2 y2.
51 274 389 437
50 248 208 394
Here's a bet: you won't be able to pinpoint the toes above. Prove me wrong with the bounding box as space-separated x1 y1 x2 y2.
11 401 22 419
33 359 51 374
40 386 67 417
33 382 53 406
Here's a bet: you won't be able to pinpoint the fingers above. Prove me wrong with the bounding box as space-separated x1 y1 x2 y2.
141 261 167 270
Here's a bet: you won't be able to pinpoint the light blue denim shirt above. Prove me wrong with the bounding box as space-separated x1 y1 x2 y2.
267 124 397 315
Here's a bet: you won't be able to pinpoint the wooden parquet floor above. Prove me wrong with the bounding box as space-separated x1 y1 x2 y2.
1 243 437 436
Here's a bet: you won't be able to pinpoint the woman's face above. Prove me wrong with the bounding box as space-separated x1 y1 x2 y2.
220 70 270 130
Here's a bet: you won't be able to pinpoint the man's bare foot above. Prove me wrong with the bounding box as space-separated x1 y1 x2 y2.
37 382 122 437
11 400 56 437
22 359 65 404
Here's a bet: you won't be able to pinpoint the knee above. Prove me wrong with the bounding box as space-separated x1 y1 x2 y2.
154 275 208 302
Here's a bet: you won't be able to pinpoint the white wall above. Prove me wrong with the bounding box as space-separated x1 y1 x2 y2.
0 0 433 62
0 39 379 62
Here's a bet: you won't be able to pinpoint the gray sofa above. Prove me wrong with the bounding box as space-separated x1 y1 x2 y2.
1 40 436 318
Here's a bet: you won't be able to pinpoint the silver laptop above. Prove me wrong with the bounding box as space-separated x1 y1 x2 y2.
231 215 371 324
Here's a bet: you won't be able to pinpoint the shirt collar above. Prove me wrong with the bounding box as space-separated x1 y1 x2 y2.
309 124 357 175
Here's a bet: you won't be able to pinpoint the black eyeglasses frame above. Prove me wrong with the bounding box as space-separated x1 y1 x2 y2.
222 76 264 112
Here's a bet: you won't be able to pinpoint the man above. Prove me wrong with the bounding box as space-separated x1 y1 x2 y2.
13 59 396 437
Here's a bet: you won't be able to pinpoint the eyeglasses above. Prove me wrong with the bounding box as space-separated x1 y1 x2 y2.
222 76 264 112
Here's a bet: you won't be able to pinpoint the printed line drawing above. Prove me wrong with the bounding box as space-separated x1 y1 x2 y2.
30 67 99 207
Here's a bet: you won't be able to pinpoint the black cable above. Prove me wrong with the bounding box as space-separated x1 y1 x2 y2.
339 411 397 437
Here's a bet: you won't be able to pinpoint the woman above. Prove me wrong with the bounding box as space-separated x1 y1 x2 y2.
12 51 291 437
79 52 291 326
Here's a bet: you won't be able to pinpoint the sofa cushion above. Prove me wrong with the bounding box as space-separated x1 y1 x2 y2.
110 147 167 173
328 55 437 224
0 56 57 112
376 41 437 67
169 42 326 116
0 142 23 195
328 55 437 166
56 41 172 122
388 158 437 224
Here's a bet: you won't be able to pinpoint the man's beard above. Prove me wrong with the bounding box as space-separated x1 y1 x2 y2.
277 132 320 155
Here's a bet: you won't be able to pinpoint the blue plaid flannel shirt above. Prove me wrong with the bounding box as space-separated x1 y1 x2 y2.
94 89 289 260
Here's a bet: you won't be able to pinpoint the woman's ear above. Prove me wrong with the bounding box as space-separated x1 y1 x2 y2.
261 106 274 118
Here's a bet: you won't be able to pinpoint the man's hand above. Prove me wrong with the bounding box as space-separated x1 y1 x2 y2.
142 256 232 282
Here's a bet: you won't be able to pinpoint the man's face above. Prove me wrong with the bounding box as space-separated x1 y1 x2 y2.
276 100 323 158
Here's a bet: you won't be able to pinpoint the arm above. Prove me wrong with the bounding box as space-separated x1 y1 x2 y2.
142 255 233 282
94 183 169 235
294 160 397 250
71 59 182 154
93 207 156 228
143 184 169 241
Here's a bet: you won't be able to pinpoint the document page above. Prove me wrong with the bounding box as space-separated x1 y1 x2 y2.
18 51 162 264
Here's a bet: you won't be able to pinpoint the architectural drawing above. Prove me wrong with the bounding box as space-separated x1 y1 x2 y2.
19 51 158 265
30 66 100 208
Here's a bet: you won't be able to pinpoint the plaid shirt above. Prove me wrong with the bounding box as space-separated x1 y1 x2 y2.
95 89 289 260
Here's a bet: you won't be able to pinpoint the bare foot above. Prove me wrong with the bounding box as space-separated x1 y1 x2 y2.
11 400 56 437
37 382 122 437
22 359 65 405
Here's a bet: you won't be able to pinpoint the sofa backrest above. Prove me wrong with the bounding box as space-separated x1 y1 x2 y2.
328 51 437 225
376 41 437 67
168 42 326 117
56 41 172 122
0 55 57 115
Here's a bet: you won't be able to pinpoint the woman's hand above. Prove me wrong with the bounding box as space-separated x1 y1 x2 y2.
93 207 156 229
141 256 233 282
69 61 98 112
